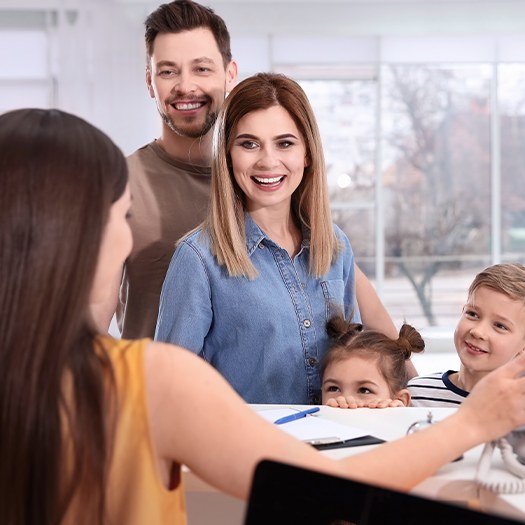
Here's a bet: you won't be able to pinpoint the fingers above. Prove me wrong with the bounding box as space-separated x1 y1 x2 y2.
387 399 406 408
363 398 400 409
325 398 343 408
508 350 525 378
325 396 406 409
463 353 525 441
325 396 359 409
494 350 525 379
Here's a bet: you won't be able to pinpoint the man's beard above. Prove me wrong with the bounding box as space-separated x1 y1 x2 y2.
160 108 218 139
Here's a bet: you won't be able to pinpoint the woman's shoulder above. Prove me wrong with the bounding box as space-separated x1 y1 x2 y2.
97 335 148 351
174 227 214 262
331 223 353 252
179 225 209 246
96 336 149 364
332 223 349 240
94 337 151 394
97 338 196 392
97 337 178 367
332 222 344 237
164 227 225 285
143 341 213 387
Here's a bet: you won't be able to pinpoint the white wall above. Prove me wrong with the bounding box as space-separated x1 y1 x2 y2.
3 0 508 368
2 0 525 153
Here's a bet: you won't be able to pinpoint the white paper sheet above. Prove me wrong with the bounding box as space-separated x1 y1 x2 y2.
256 408 370 443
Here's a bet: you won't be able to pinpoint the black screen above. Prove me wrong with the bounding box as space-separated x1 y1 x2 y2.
244 460 524 525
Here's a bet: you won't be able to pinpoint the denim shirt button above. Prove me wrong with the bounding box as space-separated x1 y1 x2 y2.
303 319 311 328
258 243 264 249
312 395 320 404
308 357 317 367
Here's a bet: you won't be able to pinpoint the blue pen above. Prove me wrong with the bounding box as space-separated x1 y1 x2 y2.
274 407 320 425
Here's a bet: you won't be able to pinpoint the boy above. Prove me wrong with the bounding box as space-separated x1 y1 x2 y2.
408 263 525 406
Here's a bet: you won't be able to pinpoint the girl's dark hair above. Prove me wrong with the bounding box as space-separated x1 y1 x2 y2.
322 316 425 396
0 108 128 524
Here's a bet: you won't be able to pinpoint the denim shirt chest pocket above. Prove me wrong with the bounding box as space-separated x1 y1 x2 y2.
321 279 345 321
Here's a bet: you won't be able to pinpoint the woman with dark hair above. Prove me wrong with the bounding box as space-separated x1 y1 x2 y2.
2 108 525 525
0 108 132 524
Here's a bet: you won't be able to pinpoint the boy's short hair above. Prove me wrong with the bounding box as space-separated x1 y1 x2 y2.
469 263 525 303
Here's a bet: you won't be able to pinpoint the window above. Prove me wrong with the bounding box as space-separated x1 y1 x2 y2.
500 64 525 260
303 62 525 329
300 78 378 261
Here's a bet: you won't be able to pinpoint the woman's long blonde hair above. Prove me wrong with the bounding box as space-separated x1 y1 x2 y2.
205 72 339 278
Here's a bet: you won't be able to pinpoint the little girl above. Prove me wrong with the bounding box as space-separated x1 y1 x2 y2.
321 316 425 408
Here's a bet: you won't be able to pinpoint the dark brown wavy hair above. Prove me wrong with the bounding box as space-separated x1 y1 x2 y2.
145 0 232 67
0 108 127 524
322 316 425 396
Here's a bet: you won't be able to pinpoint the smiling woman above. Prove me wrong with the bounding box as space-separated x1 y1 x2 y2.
154 72 398 405
230 105 307 253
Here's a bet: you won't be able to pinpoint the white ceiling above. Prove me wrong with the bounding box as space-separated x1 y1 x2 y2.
2 0 525 38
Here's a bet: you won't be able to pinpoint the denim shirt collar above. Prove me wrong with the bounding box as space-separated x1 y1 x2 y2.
244 212 310 257
244 213 267 256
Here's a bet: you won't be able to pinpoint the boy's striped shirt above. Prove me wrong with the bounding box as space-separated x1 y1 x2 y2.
408 370 468 407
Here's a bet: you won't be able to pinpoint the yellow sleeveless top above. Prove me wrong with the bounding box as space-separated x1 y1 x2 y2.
63 337 186 524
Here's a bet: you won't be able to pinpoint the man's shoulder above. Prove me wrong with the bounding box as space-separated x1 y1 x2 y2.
126 141 159 170
127 141 153 155
126 141 211 179
126 142 181 185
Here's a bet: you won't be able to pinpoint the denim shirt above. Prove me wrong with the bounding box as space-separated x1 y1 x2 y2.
155 214 360 404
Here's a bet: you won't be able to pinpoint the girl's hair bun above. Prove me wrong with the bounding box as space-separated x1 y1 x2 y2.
397 323 425 359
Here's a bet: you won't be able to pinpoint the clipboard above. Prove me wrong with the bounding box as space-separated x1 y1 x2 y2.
308 434 385 450
256 408 385 449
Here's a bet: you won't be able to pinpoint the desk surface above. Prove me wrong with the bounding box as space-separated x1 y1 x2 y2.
184 405 525 525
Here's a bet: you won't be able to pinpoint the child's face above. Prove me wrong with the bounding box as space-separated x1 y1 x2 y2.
322 354 396 405
454 286 525 378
